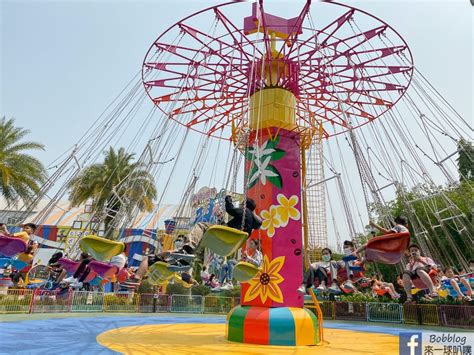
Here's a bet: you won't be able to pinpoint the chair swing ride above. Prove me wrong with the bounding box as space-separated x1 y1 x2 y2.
1 0 472 347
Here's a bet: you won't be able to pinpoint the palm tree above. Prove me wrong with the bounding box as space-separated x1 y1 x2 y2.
68 147 157 230
0 117 47 204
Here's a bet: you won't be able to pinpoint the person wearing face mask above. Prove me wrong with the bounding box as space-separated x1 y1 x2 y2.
297 248 340 294
342 240 356 278
174 235 186 251
402 244 438 303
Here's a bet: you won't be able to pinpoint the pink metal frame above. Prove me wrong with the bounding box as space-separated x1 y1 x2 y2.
142 1 414 139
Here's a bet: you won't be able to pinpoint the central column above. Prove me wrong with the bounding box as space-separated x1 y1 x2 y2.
226 86 319 346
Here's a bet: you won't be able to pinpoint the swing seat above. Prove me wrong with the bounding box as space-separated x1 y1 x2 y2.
411 268 438 291
355 277 372 289
168 252 195 262
147 261 175 285
233 261 260 282
58 258 80 274
441 280 468 298
116 268 129 283
201 225 248 257
341 281 357 294
79 235 125 261
167 264 192 272
365 232 410 264
173 274 193 288
83 270 99 283
88 260 119 279
0 235 27 257
342 255 358 262
0 258 28 271
373 286 389 296
87 276 102 286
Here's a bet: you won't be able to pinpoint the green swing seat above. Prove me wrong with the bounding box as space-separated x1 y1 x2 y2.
201 225 249 257
79 235 125 261
233 261 260 282
147 261 175 285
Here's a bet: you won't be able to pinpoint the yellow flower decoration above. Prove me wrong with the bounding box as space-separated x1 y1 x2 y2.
244 255 285 304
260 205 281 237
276 194 301 227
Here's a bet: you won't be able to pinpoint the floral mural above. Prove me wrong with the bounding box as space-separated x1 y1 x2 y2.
246 135 285 189
244 255 285 304
260 194 301 237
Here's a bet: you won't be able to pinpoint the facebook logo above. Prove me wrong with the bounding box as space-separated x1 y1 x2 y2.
399 332 422 355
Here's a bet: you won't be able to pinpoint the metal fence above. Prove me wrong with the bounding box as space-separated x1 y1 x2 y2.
71 291 104 312
439 305 474 329
305 301 335 320
367 302 403 323
203 296 236 314
31 289 73 313
103 292 140 313
403 304 440 326
0 289 33 314
335 302 367 321
1 289 473 328
170 295 204 313
139 294 170 313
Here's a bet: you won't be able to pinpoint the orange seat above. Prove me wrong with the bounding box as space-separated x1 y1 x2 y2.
365 232 410 264
373 285 389 296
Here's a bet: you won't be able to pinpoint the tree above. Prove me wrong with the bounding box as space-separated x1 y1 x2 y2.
0 117 47 204
457 139 473 182
68 147 157 230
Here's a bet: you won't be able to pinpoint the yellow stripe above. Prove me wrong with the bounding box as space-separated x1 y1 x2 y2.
145 205 170 229
58 208 83 226
288 307 315 346
131 210 148 227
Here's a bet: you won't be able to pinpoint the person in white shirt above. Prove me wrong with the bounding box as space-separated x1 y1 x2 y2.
242 239 262 267
110 252 127 270
402 244 438 303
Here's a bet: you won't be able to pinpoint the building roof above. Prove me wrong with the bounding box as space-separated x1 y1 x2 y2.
0 199 180 229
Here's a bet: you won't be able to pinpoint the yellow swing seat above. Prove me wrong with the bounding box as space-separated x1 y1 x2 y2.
173 274 193 289
233 261 260 282
201 225 248 257
147 261 175 285
79 235 125 261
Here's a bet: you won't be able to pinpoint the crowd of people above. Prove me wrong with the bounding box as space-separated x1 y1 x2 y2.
297 216 473 304
1 201 472 305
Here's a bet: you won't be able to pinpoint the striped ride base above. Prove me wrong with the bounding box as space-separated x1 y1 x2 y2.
227 305 320 346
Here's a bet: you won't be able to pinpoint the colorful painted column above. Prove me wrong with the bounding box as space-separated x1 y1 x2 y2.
227 91 319 347
226 4 320 346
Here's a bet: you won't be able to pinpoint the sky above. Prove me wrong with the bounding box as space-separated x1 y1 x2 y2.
1 0 472 247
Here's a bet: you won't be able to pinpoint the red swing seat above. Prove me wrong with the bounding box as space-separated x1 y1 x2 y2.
336 261 365 282
411 268 438 290
365 232 410 264
373 285 389 296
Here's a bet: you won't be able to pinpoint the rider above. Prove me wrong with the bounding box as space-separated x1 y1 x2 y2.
127 195 262 286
